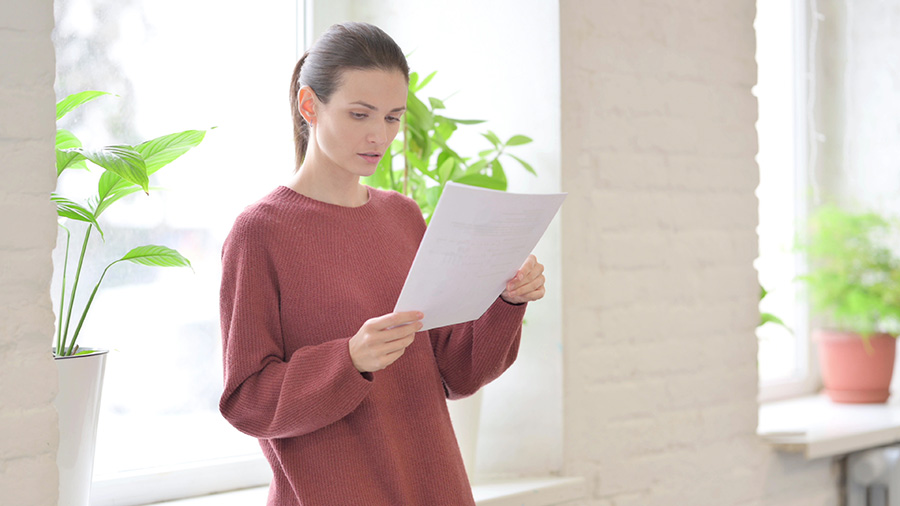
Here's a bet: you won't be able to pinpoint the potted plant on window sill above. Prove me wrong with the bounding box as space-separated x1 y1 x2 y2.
796 204 900 404
53 91 206 506
362 70 537 476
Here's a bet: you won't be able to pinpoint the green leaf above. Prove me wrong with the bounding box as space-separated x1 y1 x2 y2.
52 195 104 238
119 245 192 269
444 117 485 125
508 153 537 176
437 157 455 184
77 146 149 192
434 116 458 141
505 134 533 146
482 131 501 148
94 171 144 216
56 149 87 175
56 91 110 121
404 150 430 174
453 174 507 191
56 129 82 150
415 71 437 92
760 313 787 328
425 186 442 210
406 93 434 134
491 159 508 187
135 129 206 175
465 159 490 175
478 148 496 159
428 97 446 110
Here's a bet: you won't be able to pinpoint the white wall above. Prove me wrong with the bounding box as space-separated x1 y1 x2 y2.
560 1 838 504
311 0 565 478
0 0 60 504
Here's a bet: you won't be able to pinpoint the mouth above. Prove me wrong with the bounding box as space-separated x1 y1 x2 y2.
358 152 383 164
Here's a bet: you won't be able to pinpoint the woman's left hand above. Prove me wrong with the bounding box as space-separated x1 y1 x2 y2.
500 254 545 305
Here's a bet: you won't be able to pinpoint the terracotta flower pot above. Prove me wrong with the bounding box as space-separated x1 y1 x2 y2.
814 329 896 403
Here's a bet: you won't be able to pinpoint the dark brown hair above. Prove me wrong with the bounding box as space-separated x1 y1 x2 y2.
289 22 410 169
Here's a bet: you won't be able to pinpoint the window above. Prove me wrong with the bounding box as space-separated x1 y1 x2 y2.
754 0 817 400
52 1 306 503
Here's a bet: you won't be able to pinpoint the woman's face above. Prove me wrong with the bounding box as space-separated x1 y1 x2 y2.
308 68 408 179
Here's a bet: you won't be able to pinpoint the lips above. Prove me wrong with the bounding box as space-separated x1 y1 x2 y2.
358 152 382 164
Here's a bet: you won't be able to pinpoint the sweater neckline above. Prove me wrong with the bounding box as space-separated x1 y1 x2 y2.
275 185 380 213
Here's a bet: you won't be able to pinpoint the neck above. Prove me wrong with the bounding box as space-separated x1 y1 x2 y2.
287 149 369 207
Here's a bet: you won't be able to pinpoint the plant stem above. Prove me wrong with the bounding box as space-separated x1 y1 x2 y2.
56 226 71 356
67 259 118 356
60 224 92 357
402 119 409 196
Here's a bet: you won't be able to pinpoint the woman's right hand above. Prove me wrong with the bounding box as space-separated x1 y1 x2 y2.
349 311 424 373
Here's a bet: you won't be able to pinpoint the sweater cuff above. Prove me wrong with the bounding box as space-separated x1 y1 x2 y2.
499 295 527 306
340 336 375 383
491 295 528 320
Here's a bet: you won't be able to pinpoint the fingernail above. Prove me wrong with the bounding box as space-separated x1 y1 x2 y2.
417 312 424 319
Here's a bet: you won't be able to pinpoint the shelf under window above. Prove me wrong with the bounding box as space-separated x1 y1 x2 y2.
758 393 900 459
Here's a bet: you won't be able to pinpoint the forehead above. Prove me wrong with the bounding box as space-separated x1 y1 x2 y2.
333 68 408 105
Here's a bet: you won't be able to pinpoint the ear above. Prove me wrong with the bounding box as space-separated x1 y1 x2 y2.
297 85 318 125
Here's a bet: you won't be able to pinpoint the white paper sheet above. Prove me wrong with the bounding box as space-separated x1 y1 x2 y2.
394 182 567 330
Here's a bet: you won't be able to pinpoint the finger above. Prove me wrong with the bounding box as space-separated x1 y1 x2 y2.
372 311 424 330
384 322 423 343
384 333 417 351
382 335 416 357
508 261 544 291
383 346 407 363
507 274 545 298
507 284 546 304
518 261 544 285
520 254 537 272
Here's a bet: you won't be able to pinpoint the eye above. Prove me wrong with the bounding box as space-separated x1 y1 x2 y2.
350 112 368 119
386 114 402 123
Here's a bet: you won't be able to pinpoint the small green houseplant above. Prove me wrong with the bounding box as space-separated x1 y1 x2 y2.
363 71 536 220
795 204 900 403
797 205 900 337
53 91 206 357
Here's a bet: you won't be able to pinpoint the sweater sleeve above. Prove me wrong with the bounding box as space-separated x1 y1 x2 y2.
218 213 374 440
428 296 527 399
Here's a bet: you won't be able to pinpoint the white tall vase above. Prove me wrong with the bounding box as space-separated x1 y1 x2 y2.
447 389 484 478
54 349 108 506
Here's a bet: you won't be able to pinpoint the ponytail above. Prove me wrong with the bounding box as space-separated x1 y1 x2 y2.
290 52 310 170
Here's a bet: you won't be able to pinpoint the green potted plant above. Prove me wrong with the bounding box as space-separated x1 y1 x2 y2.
53 90 206 506
796 204 900 403
363 70 537 475
363 70 536 220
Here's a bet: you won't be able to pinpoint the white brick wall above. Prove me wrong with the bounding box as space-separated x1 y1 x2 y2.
0 1 60 505
560 1 838 504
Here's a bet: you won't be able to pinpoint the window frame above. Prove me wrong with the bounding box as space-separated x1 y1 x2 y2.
756 0 820 403
73 1 310 504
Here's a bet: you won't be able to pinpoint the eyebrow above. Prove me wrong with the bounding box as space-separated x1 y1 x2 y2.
350 101 406 113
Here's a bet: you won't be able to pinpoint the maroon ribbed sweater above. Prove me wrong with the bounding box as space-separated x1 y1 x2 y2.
219 185 526 505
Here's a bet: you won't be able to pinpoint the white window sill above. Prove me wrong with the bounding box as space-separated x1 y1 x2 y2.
144 476 586 506
758 393 900 459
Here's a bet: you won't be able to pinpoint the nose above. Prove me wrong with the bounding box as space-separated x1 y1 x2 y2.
368 122 388 145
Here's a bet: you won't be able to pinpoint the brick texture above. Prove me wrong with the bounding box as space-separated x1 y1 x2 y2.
560 1 838 504
0 0 60 505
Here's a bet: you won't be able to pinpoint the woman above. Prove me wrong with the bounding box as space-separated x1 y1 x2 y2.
219 22 546 505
